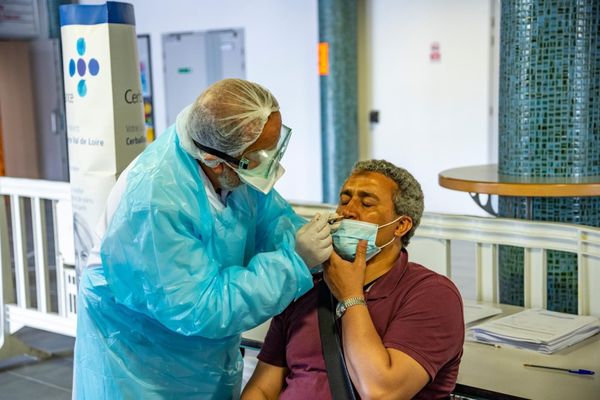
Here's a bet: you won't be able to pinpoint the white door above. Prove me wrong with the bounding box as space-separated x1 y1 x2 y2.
367 0 497 215
162 29 246 126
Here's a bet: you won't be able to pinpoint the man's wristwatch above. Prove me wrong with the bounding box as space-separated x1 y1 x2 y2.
335 296 367 319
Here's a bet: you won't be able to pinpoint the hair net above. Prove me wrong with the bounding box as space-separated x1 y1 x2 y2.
183 79 279 161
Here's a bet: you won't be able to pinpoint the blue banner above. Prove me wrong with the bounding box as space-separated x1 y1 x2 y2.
60 1 135 26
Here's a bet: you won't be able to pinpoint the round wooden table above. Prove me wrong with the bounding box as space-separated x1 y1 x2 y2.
438 164 600 216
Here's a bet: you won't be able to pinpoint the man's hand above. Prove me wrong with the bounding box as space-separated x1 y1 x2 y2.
241 361 287 400
323 240 367 301
295 213 333 268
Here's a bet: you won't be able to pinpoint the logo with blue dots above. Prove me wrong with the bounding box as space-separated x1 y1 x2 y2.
68 38 99 97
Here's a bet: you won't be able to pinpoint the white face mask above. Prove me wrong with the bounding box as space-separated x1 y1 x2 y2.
332 216 402 261
195 125 292 195
235 163 285 194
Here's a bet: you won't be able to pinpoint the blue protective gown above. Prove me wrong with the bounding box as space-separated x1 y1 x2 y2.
74 126 313 399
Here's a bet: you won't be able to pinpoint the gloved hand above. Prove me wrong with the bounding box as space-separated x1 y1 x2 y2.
295 213 333 268
327 212 343 232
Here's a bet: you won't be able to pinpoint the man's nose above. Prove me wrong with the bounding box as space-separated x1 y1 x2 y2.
340 204 358 219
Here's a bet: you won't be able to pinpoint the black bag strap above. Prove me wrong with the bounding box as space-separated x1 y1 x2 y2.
317 279 357 400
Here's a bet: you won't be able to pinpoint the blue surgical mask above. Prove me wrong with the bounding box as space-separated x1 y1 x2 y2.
332 216 402 262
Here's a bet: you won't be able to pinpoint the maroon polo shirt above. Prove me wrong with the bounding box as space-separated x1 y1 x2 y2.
257 249 465 399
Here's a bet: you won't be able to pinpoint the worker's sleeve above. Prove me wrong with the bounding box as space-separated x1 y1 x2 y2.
100 190 312 339
254 189 307 253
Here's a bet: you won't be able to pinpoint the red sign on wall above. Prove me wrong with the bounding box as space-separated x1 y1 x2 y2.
430 42 441 62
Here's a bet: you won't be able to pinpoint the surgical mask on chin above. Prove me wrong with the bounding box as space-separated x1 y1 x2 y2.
332 216 402 262
235 163 285 194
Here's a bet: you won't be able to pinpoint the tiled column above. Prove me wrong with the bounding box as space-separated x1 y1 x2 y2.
498 0 599 313
319 0 358 203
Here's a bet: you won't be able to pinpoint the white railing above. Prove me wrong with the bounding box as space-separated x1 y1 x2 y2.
413 213 600 316
290 204 600 316
1 179 599 357
0 177 76 353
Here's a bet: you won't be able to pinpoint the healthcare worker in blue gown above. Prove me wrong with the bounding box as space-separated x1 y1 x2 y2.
73 79 334 399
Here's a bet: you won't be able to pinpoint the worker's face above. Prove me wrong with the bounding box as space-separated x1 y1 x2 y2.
243 111 282 155
217 166 242 191
336 172 411 247
220 111 282 190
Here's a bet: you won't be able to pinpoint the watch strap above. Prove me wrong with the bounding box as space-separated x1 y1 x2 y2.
335 296 367 319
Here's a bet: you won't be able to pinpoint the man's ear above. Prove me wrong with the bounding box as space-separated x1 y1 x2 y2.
212 162 224 174
202 154 223 172
394 216 413 239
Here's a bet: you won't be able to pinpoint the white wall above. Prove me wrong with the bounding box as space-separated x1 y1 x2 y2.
80 0 498 213
366 0 496 216
81 0 322 203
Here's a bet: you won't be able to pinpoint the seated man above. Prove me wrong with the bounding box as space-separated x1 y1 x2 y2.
242 159 465 400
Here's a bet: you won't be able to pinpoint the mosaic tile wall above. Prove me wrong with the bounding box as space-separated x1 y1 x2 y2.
498 0 600 313
319 0 358 204
499 196 600 313
499 0 600 177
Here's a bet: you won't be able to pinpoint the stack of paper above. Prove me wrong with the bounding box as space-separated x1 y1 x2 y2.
463 301 502 325
469 308 600 354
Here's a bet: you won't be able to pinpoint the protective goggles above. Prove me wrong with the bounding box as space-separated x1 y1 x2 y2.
194 124 292 179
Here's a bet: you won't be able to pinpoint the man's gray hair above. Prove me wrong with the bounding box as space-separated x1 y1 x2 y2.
351 159 424 247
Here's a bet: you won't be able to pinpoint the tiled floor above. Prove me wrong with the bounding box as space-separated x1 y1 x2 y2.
0 328 74 400
0 357 73 400
0 328 259 399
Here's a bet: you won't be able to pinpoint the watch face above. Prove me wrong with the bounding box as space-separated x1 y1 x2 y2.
335 297 366 319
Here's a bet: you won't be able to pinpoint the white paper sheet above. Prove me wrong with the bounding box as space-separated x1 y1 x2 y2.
469 308 600 354
463 301 503 325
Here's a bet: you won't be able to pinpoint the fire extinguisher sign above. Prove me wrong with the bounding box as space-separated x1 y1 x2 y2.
430 42 441 62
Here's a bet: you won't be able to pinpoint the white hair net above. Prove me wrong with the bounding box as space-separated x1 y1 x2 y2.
176 79 279 163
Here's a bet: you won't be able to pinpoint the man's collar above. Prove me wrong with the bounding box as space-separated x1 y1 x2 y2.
365 248 409 300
